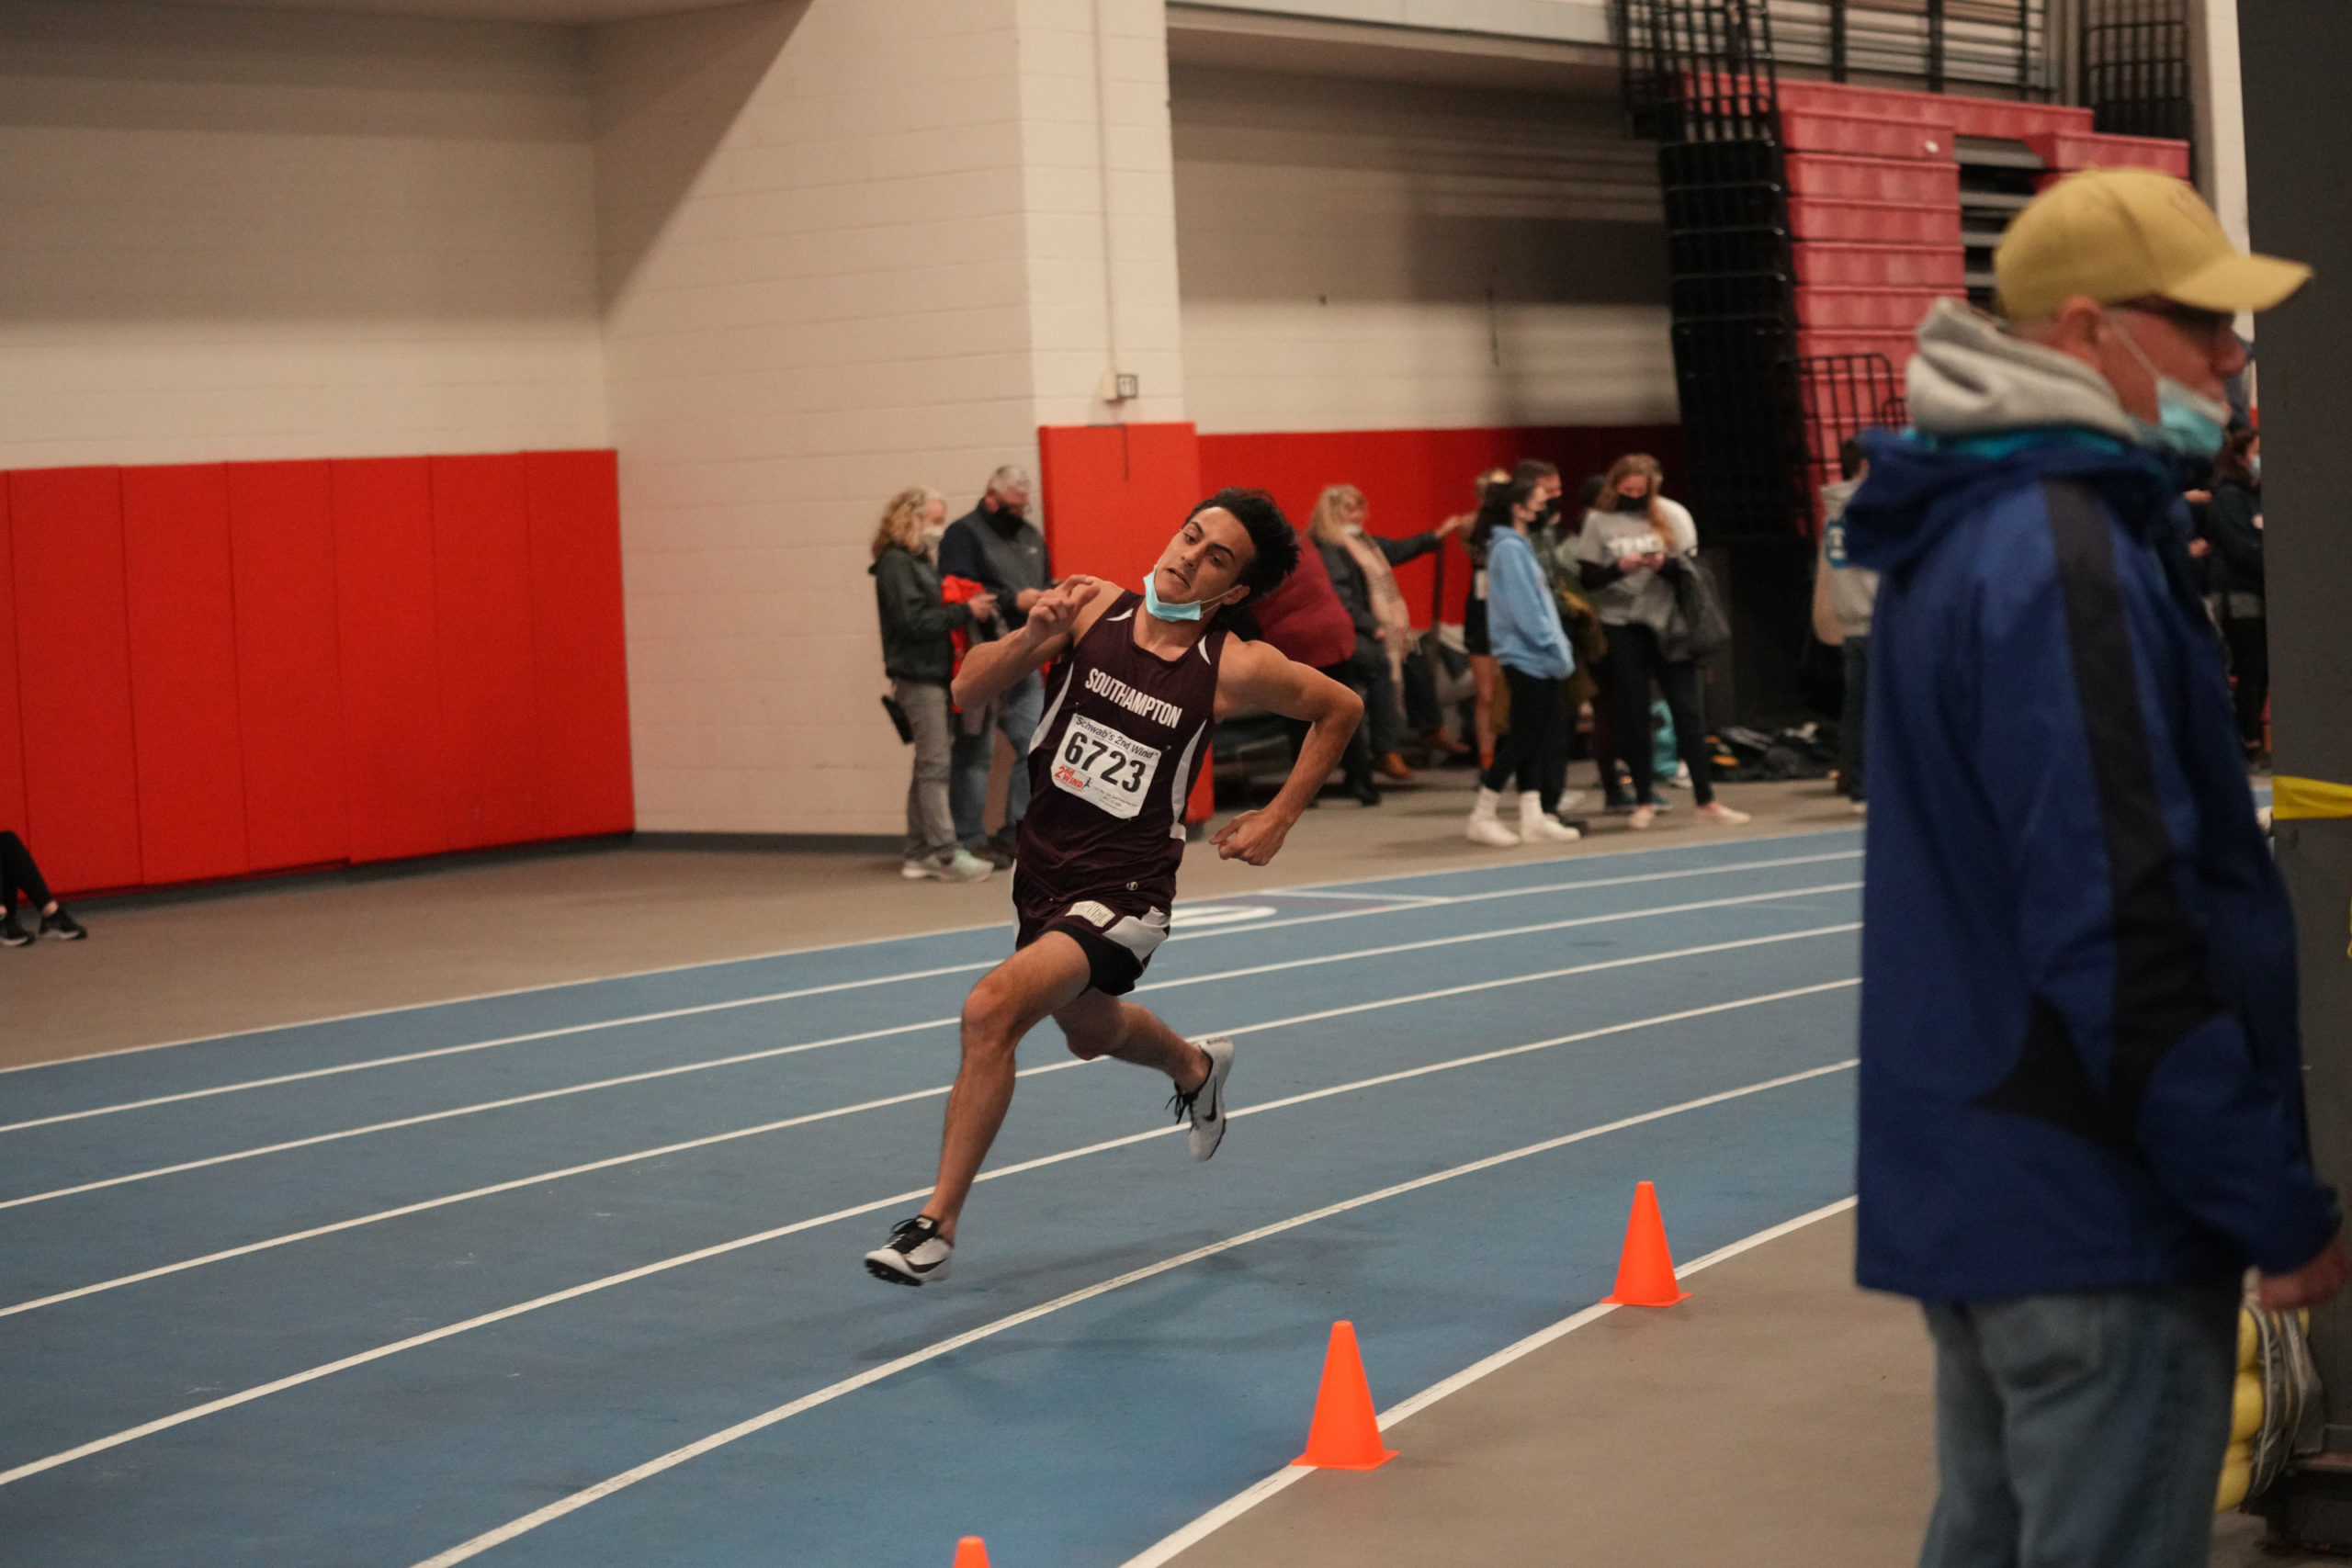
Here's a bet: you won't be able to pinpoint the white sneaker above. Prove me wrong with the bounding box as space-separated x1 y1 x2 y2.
1695 801 1752 826
1519 793 1581 843
1627 804 1657 831
1554 788 1587 811
1466 786 1520 846
865 1214 954 1285
906 849 992 882
1174 1036 1235 1161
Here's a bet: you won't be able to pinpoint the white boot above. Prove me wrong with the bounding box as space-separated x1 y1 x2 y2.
1520 792 1581 842
1465 786 1521 846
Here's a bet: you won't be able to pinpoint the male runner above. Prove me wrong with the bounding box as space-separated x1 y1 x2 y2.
865 489 1363 1284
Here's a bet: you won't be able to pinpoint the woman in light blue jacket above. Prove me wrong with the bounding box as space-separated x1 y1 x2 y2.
1465 472 1582 847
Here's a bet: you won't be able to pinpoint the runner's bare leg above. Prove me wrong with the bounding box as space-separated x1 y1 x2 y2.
922 936 1093 1240
1054 989 1210 1089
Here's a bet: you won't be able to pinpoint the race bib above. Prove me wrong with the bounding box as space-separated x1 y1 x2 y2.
1050 712 1163 820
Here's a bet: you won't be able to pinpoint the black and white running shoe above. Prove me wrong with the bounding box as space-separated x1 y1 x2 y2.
864 1214 953 1286
1170 1036 1236 1162
40 907 85 942
0 911 29 948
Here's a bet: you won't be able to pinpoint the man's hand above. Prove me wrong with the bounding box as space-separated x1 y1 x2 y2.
1022 575 1100 643
1212 808 1295 866
966 592 999 623
1015 587 1045 613
2260 1236 2351 1311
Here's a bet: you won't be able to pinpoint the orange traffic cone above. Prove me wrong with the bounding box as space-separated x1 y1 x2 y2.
1600 1180 1690 1306
1292 1320 1398 1469
952 1538 991 1568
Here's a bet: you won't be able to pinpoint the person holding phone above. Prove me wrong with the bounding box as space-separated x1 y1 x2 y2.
870 486 997 883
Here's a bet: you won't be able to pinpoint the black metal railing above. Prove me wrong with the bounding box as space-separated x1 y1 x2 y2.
1776 0 2048 97
2081 0 2192 145
1798 353 1905 517
1616 0 1815 540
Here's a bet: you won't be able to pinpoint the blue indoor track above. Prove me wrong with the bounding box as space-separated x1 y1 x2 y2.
0 828 1867 1567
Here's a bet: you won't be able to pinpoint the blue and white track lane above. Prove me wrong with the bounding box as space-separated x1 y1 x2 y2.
0 829 1865 1567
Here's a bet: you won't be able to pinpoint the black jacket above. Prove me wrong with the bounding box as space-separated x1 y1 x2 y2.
2197 479 2264 601
871 546 976 685
1316 530 1444 641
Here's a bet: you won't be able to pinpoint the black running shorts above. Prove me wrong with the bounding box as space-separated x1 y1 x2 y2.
1012 874 1172 997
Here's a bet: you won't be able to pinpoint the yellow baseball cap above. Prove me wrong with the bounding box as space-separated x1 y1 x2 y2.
1994 166 2311 319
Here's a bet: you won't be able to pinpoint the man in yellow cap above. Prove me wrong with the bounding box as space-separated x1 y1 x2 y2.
1841 167 2346 1568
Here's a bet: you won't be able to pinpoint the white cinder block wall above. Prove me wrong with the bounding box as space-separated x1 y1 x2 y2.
598 0 1185 835
1171 65 1677 434
0 0 607 470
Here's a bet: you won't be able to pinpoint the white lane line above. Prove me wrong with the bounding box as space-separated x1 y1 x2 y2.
6 974 1859 1319
401 1061 1861 1568
1118 1195 1860 1568
2 829 1860 1079
0 963 997 1134
1 851 1862 1127
0 986 1861 1482
1262 889 1446 906
0 918 1858 1213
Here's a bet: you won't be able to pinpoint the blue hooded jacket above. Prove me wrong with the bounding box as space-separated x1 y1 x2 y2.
1845 302 2336 1300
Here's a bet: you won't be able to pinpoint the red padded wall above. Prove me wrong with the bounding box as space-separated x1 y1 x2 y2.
1197 423 1683 624
525 450 633 839
0 484 25 840
122 465 251 885
333 458 449 865
1036 422 1206 596
432 454 544 851
8 468 142 892
229 461 347 872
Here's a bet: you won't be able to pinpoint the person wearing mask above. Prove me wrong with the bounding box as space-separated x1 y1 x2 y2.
1459 466 1513 767
938 465 1049 866
1306 485 1463 784
1844 169 2344 1568
2194 425 2267 761
872 486 997 883
1 829 85 945
1573 455 1749 829
1464 472 1583 848
1240 521 1382 806
1810 436 1878 810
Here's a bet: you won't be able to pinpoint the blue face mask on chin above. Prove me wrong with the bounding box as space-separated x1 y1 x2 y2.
1143 574 1207 622
2108 310 2233 460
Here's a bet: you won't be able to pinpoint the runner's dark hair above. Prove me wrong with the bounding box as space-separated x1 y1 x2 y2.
1187 487 1300 593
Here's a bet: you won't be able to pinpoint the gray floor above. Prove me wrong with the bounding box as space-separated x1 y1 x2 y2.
6 765 2314 1565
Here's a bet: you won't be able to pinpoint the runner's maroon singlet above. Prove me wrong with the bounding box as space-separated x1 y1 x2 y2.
1010 590 1229 994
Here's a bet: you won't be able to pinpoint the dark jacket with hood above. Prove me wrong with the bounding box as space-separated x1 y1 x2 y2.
1846 299 2335 1301
871 545 978 685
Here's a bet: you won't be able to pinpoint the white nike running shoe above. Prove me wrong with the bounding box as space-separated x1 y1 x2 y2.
864 1213 954 1285
1173 1036 1236 1162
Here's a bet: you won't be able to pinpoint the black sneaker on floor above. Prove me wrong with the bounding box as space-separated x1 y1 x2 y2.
0 911 29 948
40 907 85 942
864 1214 953 1286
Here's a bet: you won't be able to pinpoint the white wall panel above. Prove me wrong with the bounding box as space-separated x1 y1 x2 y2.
1172 64 1676 433
0 0 606 468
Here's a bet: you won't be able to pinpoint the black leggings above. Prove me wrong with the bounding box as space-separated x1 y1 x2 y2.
1604 622 1715 807
2 831 53 910
1285 660 1375 786
1482 667 1566 810
2222 615 2267 750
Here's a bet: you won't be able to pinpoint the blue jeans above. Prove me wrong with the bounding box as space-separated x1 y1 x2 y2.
1919 1280 2238 1568
950 669 1041 849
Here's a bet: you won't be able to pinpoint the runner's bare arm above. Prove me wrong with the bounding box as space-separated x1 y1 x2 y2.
1209 638 1363 866
952 576 1108 710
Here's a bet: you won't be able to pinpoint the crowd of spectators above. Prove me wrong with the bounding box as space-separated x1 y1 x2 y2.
869 452 1762 882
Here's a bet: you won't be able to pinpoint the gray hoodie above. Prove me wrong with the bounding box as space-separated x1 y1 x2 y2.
1905 297 2143 446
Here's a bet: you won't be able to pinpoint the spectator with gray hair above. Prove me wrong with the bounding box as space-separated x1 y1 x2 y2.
938 464 1051 866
